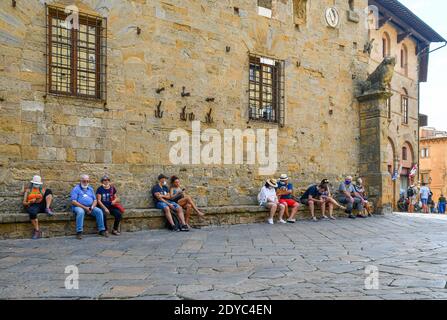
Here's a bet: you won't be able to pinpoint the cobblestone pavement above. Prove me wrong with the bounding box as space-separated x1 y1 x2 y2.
1 213 447 300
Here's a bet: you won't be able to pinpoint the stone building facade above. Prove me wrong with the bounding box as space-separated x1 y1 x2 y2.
420 128 447 201
0 0 444 217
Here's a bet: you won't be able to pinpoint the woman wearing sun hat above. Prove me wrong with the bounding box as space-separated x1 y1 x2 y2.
257 178 286 225
22 175 55 239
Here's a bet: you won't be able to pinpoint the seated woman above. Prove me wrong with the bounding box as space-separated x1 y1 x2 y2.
96 175 124 236
22 175 55 239
319 179 346 220
169 176 205 228
353 178 372 217
258 179 286 225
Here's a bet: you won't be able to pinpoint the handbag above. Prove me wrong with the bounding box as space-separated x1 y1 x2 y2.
111 193 125 214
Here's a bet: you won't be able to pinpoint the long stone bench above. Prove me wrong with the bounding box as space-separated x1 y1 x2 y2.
0 205 351 239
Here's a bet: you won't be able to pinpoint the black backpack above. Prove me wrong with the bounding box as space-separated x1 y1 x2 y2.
407 187 414 197
166 209 182 230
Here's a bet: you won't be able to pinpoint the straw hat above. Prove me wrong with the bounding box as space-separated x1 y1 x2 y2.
30 175 43 185
266 178 278 188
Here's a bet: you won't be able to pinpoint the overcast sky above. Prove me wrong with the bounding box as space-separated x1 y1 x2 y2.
399 0 447 130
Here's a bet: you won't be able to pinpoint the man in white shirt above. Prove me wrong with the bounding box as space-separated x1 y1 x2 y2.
419 183 431 214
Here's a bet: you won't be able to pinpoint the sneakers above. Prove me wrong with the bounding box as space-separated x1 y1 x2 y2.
98 230 109 237
312 217 318 222
267 218 274 225
180 225 190 232
330 216 337 220
348 214 356 219
279 219 287 224
171 225 181 232
287 219 296 224
356 215 367 219
31 230 42 240
322 215 329 220
45 208 54 216
76 232 83 240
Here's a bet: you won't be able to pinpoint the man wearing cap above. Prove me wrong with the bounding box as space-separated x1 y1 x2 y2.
22 175 55 239
71 174 107 239
151 174 189 232
336 176 364 219
258 178 286 225
300 181 329 221
276 174 300 223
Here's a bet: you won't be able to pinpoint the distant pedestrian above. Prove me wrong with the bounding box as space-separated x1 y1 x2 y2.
419 183 431 214
439 194 446 214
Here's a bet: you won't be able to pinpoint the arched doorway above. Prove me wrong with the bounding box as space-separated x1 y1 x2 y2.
400 142 414 195
386 138 396 208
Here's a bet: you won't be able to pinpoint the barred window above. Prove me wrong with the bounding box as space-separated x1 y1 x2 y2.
248 54 285 126
46 6 107 100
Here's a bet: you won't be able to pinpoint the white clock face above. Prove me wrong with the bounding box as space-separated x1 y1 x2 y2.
325 7 340 28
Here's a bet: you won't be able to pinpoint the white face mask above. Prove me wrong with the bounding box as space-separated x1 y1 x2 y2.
163 181 167 186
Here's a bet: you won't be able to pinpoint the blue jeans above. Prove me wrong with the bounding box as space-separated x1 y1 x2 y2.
72 207 105 233
439 203 446 214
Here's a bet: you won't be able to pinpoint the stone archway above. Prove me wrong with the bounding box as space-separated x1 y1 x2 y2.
400 141 415 194
387 138 397 208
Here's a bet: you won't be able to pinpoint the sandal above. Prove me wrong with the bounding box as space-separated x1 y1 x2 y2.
112 229 121 236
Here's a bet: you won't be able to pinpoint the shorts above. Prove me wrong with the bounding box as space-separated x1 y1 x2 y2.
279 199 299 207
421 198 428 205
300 198 314 206
26 189 52 220
156 201 180 210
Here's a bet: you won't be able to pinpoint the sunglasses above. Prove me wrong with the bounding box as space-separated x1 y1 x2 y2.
81 180 90 183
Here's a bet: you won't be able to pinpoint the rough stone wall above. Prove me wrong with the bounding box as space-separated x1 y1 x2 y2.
0 0 369 213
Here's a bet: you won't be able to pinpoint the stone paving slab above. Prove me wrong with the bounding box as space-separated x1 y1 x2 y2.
1 213 447 300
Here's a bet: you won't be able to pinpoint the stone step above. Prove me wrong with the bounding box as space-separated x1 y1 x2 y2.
0 205 356 239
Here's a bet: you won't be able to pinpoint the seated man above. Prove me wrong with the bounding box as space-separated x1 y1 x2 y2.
152 174 189 232
353 178 372 217
336 176 364 219
276 174 300 223
300 182 328 221
71 174 107 240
